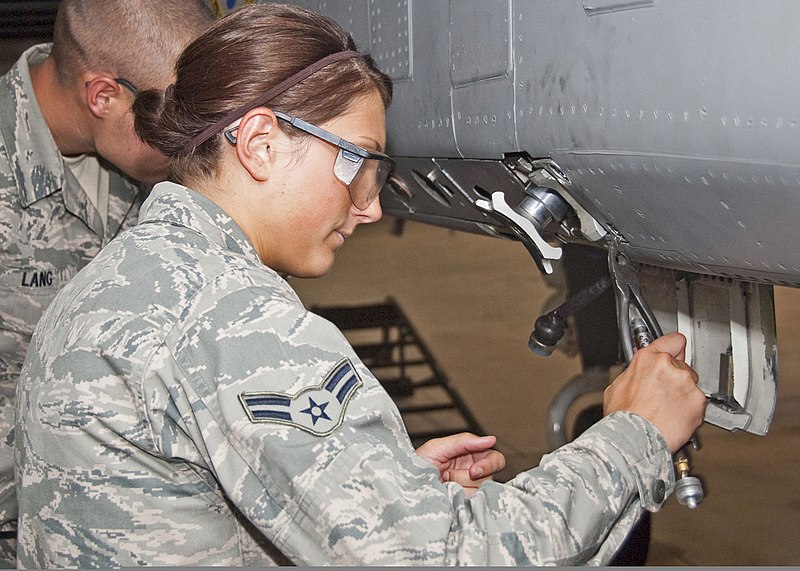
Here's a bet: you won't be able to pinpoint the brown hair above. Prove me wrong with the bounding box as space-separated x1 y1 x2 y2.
132 3 393 185
50 0 214 89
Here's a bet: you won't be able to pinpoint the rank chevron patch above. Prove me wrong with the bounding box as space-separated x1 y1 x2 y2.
238 358 362 436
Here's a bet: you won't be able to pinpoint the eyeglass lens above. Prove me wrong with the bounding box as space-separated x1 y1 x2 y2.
350 156 392 209
333 151 392 210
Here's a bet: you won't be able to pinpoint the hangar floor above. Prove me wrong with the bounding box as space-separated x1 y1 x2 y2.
292 217 800 566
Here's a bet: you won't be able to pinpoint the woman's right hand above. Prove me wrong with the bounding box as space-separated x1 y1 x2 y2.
603 332 707 454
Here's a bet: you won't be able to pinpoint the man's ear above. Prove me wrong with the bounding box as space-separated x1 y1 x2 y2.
235 108 276 182
84 75 127 119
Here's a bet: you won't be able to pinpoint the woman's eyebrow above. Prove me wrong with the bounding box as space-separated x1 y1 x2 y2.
354 136 384 153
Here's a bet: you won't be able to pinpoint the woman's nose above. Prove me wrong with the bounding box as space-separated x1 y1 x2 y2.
355 194 383 224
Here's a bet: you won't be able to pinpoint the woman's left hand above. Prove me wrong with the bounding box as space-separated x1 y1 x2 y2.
416 432 506 498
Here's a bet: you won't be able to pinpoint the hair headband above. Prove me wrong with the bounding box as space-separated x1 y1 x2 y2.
183 49 362 153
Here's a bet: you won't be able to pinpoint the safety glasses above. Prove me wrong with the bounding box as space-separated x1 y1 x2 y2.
225 111 395 210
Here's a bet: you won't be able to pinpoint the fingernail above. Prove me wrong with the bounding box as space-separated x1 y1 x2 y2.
442 471 450 482
471 467 484 478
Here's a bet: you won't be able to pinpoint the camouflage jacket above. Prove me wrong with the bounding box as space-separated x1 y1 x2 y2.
0 45 144 528
16 182 674 567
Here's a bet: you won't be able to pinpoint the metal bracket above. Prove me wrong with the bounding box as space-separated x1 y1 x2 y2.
476 191 562 274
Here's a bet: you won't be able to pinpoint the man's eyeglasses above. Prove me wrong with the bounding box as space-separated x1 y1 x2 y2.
83 78 139 96
115 78 138 95
225 111 395 210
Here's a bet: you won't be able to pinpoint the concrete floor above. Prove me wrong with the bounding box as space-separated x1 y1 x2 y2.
292 217 800 566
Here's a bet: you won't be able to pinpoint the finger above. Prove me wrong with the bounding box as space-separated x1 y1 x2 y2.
670 358 699 382
468 450 506 480
646 332 687 361
446 470 497 501
444 468 488 489
666 354 700 384
458 434 497 454
415 433 478 462
430 433 496 459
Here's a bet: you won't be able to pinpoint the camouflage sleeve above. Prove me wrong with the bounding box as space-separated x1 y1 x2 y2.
505 412 674 565
155 281 674 566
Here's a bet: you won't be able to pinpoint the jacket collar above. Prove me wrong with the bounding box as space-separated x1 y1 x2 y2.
0 44 64 207
1 44 142 242
139 182 264 267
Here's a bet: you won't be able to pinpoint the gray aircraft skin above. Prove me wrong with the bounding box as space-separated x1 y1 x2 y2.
268 0 793 439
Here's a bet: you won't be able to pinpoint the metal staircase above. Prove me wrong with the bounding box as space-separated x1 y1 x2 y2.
312 297 483 447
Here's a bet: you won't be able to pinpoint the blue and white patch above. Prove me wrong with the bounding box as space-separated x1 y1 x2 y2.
238 358 362 436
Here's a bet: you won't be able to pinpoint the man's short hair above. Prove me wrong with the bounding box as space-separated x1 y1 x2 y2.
51 0 215 89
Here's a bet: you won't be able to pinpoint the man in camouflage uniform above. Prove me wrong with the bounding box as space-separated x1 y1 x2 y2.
0 1 213 563
16 181 705 567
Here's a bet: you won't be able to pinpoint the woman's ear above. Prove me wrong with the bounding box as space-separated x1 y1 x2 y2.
235 108 276 182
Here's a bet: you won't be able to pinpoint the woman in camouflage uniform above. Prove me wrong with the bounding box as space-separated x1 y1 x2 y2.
15 3 706 567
